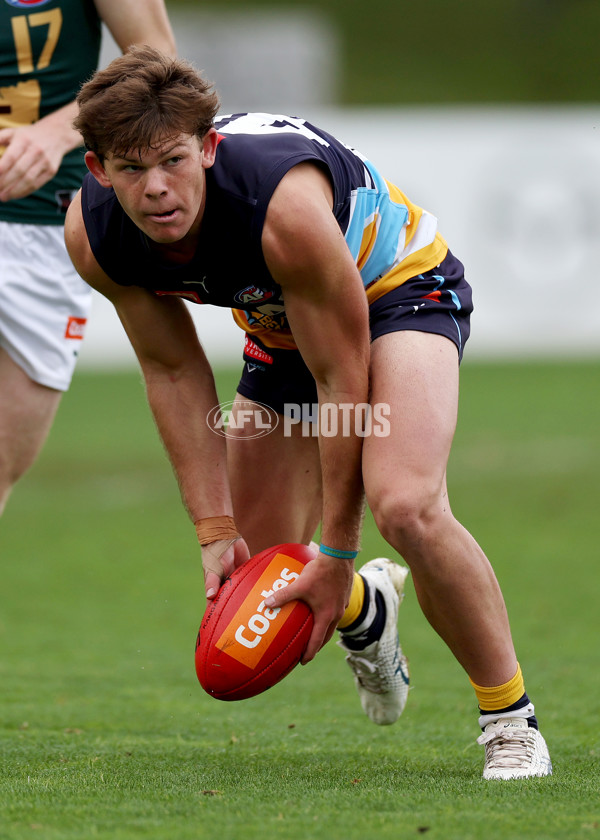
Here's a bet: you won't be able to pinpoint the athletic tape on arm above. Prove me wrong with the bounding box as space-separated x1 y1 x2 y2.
194 515 240 545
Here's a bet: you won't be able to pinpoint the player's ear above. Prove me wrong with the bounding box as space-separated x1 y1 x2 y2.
200 128 219 169
84 151 112 188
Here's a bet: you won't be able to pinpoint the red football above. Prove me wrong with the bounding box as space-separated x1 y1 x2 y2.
195 543 314 701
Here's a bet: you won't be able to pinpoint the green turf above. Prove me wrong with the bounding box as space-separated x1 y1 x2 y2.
1 360 599 839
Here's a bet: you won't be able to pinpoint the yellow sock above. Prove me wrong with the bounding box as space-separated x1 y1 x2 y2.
470 663 525 711
337 573 365 629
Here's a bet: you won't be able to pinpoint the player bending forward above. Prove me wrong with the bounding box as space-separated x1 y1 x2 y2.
65 46 551 780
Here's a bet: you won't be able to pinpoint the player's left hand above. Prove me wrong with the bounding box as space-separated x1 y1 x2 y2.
263 551 355 664
0 123 66 201
202 536 250 602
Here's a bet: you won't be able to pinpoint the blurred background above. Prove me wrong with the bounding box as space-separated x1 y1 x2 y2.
85 0 600 369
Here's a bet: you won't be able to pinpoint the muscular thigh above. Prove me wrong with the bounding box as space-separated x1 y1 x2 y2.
226 393 322 554
362 331 460 507
228 336 323 551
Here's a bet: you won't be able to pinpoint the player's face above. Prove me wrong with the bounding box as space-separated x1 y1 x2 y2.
86 131 218 246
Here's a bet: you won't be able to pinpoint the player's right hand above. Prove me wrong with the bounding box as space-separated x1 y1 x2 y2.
263 549 355 664
0 124 65 201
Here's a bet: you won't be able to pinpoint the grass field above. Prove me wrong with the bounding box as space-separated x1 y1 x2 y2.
1 360 599 839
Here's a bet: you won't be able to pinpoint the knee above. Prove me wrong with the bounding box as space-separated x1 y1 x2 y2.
369 481 447 557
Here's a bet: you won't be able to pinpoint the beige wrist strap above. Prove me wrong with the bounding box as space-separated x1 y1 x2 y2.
194 515 240 545
201 538 239 579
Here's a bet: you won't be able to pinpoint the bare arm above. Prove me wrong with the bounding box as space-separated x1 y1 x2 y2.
94 0 176 58
260 162 371 661
0 0 175 202
64 192 249 596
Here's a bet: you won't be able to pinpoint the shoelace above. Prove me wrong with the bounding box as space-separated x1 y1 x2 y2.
344 653 387 694
477 727 535 768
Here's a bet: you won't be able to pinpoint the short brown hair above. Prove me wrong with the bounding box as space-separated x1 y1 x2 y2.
75 45 220 159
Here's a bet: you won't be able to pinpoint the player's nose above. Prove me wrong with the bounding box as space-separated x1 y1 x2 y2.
144 168 168 198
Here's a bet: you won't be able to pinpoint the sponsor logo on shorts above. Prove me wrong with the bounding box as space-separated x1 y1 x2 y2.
4 0 52 7
215 554 303 668
65 316 87 340
244 336 274 365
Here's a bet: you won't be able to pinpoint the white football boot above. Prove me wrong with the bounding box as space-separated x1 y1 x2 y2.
338 558 410 725
478 718 552 780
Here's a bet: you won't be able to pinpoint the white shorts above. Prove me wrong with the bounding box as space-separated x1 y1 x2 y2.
0 221 92 391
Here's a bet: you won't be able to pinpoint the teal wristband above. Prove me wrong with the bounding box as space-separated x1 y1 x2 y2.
319 544 358 560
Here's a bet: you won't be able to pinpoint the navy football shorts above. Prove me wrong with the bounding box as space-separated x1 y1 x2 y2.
237 249 473 416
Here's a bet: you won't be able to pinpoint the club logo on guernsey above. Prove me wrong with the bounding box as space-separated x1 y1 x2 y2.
234 285 274 306
215 554 303 669
4 0 52 8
